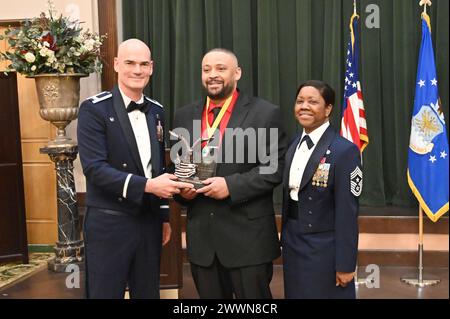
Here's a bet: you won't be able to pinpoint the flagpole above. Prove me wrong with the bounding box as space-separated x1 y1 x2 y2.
350 0 369 288
401 206 440 287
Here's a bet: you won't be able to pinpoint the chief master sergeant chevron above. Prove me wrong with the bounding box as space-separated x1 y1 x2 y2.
77 39 193 299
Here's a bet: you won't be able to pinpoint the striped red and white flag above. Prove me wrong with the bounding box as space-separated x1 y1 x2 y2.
341 13 369 152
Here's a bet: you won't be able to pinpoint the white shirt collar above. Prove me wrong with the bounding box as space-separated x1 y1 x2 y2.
118 86 144 109
301 121 330 146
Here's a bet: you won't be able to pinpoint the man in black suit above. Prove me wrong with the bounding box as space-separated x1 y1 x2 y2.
77 39 192 299
172 48 288 299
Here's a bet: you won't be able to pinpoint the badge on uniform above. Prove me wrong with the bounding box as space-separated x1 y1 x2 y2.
155 114 164 142
350 166 363 197
312 158 330 188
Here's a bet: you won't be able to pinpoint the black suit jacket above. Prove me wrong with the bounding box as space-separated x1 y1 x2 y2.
172 91 288 268
77 86 169 221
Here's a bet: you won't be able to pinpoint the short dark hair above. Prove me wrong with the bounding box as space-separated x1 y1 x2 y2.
296 80 335 106
205 48 239 65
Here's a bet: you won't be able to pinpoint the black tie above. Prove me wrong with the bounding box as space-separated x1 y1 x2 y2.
210 107 222 123
299 135 314 150
127 100 149 113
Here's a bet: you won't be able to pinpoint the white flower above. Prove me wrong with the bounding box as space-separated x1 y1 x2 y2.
46 50 56 64
24 52 36 63
83 39 96 52
31 65 37 71
43 41 50 48
39 46 49 57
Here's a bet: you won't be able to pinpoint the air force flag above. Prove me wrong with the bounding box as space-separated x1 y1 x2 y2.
407 13 449 222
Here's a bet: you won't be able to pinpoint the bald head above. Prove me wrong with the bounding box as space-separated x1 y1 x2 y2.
114 39 153 100
117 39 151 60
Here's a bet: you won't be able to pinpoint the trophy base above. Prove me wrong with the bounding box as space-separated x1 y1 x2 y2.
178 177 206 190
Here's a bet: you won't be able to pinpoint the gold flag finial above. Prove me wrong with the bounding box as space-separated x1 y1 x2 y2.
419 0 432 14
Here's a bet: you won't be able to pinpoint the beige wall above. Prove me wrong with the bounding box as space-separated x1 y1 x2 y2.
0 0 104 192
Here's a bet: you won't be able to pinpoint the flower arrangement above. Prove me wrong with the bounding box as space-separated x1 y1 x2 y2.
0 0 106 76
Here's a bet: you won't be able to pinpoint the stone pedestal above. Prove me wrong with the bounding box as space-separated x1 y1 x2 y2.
40 145 84 272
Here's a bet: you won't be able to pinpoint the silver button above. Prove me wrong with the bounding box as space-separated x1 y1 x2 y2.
308 224 313 228
308 211 313 215
308 197 313 201
118 197 123 202
122 163 128 168
210 212 214 217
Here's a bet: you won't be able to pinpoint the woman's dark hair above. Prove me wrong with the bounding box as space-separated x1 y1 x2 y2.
296 80 336 106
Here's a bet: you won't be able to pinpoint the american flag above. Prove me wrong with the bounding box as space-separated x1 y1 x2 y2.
341 14 369 152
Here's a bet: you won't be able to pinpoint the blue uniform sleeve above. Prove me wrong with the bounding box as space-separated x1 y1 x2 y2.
334 144 361 273
77 101 147 206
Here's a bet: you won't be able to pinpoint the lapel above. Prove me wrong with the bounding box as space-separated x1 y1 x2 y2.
299 125 337 191
223 92 251 134
112 86 145 176
145 106 160 175
284 135 302 190
190 100 205 142
217 93 251 173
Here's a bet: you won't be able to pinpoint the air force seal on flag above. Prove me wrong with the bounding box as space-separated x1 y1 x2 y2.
409 102 444 155
350 167 363 197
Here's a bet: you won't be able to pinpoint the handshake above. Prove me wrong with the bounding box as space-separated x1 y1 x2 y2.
145 173 194 198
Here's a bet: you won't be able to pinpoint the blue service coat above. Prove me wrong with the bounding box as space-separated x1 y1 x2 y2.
77 86 169 220
281 126 361 299
77 86 169 298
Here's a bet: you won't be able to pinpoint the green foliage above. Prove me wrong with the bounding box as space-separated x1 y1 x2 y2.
0 0 106 76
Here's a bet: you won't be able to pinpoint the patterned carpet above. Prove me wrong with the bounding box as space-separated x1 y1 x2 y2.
0 253 54 290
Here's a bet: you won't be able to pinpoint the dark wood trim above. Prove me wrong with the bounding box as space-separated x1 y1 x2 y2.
0 254 28 263
76 193 86 208
183 249 449 268
0 72 28 264
180 214 449 235
160 200 183 289
359 216 449 234
98 0 118 91
0 20 21 27
358 250 449 268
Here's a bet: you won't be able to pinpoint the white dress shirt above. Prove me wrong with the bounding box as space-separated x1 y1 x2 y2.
289 121 330 201
119 88 152 198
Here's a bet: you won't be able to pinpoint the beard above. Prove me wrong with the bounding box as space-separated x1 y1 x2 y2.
203 80 235 101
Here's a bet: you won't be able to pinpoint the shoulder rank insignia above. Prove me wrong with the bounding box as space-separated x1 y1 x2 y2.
145 96 164 108
350 166 363 197
88 91 112 104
